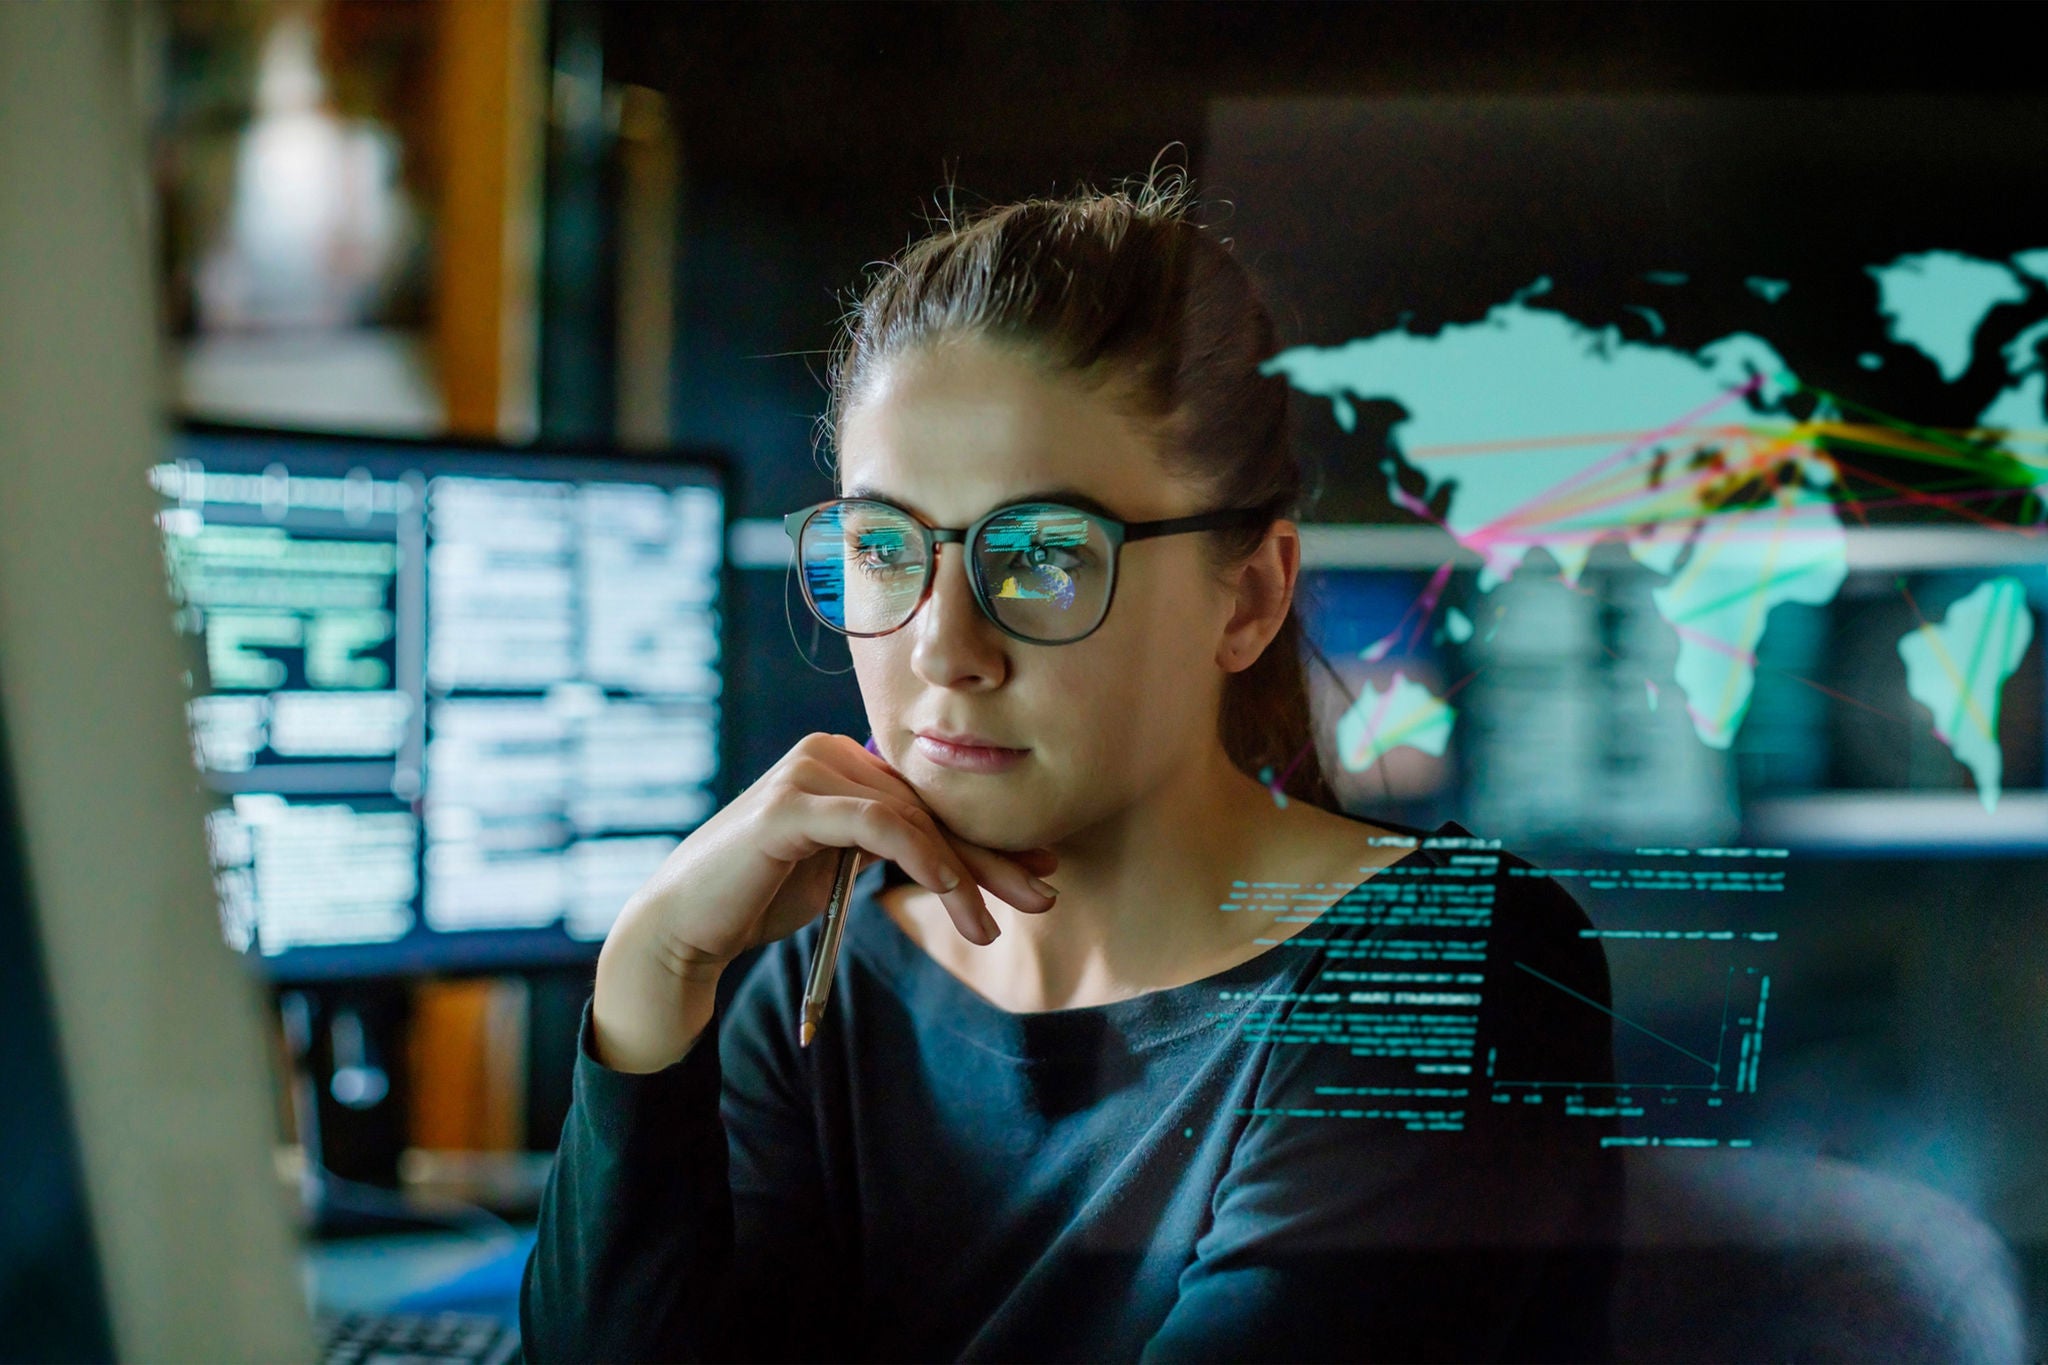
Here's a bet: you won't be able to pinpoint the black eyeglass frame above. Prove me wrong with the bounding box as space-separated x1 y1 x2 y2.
782 495 1273 646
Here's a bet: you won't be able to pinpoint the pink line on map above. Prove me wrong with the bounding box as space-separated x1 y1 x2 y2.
1666 620 1759 668
1462 373 1768 554
1496 435 1814 541
1403 560 1457 653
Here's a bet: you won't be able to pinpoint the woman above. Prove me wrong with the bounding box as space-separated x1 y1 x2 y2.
522 175 1622 1363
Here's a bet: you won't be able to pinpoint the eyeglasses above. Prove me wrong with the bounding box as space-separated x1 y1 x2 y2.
782 495 1271 645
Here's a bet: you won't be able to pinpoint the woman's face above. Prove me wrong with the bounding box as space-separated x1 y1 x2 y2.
836 336 1242 852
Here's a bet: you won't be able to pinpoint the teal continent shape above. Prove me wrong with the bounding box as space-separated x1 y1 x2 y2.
1867 250 2028 383
1896 576 2036 812
1333 670 1455 776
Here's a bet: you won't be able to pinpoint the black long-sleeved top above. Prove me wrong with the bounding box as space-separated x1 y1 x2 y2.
521 817 1623 1362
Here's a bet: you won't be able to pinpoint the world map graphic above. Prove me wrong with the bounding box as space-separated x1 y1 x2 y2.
1263 251 2048 812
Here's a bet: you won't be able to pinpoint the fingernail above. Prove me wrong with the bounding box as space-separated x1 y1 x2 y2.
939 869 960 893
1027 875 1058 900
981 909 1002 941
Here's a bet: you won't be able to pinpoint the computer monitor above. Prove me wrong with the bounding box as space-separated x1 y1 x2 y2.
152 424 727 981
1 4 313 1352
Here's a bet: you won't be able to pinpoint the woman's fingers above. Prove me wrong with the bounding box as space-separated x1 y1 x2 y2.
1007 846 1060 879
888 802 1009 943
793 787 966 898
953 840 1058 914
785 790 1001 945
823 737 1060 911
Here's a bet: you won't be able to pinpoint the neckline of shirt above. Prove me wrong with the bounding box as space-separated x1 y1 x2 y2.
846 814 1462 1063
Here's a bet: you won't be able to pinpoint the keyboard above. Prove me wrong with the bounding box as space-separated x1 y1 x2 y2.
317 1310 519 1365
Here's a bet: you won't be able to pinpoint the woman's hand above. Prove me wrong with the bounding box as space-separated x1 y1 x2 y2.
592 732 1059 1071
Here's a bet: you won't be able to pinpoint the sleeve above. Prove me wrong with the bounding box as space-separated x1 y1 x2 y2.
519 940 856 1364
1138 870 1623 1364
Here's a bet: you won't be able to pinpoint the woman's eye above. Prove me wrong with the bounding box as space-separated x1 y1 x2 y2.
1017 541 1087 572
851 537 914 575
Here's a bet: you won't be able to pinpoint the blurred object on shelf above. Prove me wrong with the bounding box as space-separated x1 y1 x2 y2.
408 978 529 1157
148 0 545 440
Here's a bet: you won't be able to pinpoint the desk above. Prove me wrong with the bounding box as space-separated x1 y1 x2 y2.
303 1227 535 1324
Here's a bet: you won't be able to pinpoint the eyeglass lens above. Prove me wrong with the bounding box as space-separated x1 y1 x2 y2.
796 500 1114 642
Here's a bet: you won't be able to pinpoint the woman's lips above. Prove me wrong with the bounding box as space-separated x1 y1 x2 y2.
913 732 1029 773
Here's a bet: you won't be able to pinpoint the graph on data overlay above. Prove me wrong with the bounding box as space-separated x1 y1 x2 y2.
1489 927 1778 1146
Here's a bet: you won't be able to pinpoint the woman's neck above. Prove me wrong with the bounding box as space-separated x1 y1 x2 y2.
935 743 1380 1013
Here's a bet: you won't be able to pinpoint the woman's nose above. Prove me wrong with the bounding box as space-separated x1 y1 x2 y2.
909 543 1008 689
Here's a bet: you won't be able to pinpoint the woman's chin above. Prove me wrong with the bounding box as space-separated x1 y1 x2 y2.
915 783 1061 853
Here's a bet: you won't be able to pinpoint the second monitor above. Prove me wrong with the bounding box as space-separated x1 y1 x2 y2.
153 424 726 981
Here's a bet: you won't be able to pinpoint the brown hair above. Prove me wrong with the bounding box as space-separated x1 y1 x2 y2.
824 166 1337 810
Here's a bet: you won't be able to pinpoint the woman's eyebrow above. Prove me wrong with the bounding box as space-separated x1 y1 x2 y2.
840 485 1124 524
839 484 929 521
1010 487 1120 520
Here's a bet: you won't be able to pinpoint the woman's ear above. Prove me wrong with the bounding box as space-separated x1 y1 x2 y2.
1216 520 1300 673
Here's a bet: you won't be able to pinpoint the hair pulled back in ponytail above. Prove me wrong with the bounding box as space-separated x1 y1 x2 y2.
824 163 1337 812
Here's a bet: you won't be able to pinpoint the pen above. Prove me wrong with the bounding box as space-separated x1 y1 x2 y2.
800 845 863 1048
802 736 882 1047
